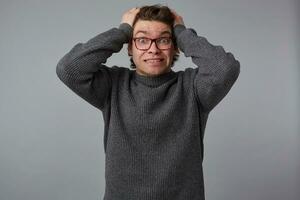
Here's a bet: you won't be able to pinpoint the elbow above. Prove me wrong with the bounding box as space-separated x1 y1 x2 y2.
56 57 72 84
56 43 83 81
217 56 240 90
56 59 63 78
231 59 240 82
56 59 65 80
225 52 240 82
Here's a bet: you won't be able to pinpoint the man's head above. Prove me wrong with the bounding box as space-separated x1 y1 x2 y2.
128 5 179 77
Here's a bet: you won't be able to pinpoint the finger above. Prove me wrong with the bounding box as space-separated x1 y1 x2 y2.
170 9 178 16
133 7 140 13
130 7 139 11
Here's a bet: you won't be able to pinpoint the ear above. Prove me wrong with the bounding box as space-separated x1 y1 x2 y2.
173 46 180 55
128 43 133 56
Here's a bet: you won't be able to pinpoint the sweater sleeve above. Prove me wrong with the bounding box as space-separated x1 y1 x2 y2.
174 25 240 112
56 23 133 110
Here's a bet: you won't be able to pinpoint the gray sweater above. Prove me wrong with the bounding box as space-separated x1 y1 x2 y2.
56 23 240 200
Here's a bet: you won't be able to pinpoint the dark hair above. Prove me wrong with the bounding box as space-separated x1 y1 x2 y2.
129 5 179 68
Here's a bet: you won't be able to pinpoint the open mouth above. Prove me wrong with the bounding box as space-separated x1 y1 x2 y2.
144 58 164 64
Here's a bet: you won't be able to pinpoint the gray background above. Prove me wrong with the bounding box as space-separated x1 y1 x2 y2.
0 0 299 199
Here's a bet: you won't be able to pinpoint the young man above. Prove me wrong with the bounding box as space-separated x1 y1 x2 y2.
56 5 240 200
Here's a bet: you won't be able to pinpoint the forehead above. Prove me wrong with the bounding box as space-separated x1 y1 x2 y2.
133 20 172 37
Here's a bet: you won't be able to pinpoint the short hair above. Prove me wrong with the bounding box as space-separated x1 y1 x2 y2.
129 5 179 68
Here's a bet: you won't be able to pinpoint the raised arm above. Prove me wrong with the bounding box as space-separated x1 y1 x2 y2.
172 11 240 112
56 8 139 110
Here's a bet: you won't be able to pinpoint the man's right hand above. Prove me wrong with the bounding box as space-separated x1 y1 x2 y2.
171 9 185 27
121 7 140 27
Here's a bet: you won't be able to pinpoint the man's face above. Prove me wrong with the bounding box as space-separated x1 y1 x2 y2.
128 20 177 77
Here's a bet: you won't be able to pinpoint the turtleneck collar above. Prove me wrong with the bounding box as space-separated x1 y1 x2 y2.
133 70 177 87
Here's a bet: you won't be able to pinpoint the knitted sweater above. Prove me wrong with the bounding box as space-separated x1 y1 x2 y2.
56 23 240 200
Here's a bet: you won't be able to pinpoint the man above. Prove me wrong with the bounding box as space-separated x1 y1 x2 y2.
56 5 240 200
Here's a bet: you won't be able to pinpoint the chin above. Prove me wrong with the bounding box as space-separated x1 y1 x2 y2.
136 63 171 76
147 68 170 76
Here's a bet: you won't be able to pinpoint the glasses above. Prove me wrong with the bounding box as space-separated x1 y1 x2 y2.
133 37 173 50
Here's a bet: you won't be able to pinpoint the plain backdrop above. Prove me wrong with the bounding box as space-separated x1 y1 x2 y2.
0 0 299 200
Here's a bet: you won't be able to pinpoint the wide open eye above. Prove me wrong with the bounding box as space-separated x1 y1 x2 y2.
157 37 171 45
136 38 150 45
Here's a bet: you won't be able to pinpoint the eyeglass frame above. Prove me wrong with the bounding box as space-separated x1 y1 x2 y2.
132 37 174 51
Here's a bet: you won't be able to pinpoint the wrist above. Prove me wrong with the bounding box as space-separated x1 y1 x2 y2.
119 23 133 42
174 24 186 38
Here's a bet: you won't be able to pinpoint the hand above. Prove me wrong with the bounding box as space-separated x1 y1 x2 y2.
121 7 140 27
171 10 184 26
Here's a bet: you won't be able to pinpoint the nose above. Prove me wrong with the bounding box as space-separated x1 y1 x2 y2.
147 41 161 54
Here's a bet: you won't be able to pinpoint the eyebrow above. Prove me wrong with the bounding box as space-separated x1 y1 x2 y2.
134 30 172 37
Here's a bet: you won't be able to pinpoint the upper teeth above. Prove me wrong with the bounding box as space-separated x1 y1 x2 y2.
147 59 161 62
146 59 162 61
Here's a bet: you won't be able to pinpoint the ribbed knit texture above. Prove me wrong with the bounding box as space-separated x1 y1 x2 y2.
56 23 240 200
